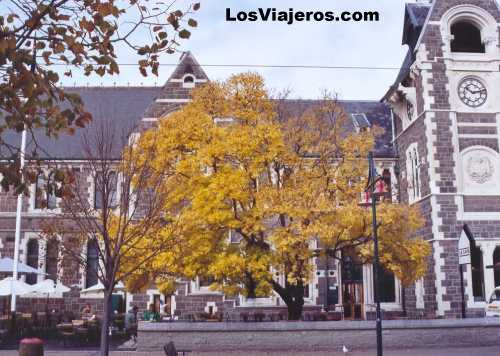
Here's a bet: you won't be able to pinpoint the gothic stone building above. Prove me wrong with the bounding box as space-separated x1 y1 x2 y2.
1 0 500 320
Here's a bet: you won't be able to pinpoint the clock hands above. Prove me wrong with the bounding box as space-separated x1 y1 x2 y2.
465 85 485 95
469 88 486 95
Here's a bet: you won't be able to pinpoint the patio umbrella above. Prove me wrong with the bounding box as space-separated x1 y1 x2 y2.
80 281 126 294
29 279 71 314
0 277 33 296
29 279 70 295
0 257 43 274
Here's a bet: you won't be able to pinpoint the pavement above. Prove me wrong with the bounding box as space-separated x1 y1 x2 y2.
2 347 500 355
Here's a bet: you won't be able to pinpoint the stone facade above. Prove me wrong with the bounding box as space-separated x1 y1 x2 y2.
387 0 500 319
3 0 500 322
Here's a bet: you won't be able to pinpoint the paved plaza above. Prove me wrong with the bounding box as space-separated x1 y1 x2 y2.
2 347 500 356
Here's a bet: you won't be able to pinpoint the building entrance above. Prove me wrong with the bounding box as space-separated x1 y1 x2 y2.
341 253 364 320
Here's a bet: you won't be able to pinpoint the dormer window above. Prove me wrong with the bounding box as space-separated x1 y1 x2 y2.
183 74 195 88
350 113 371 133
450 21 485 53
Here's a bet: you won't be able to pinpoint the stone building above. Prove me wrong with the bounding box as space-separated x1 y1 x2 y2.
1 0 499 320
384 0 500 318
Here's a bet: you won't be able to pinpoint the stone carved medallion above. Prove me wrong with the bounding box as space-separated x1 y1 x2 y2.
467 155 494 184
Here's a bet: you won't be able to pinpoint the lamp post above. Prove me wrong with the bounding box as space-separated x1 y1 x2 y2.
11 45 35 317
366 151 384 356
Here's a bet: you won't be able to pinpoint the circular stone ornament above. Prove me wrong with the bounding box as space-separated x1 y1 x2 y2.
467 155 493 184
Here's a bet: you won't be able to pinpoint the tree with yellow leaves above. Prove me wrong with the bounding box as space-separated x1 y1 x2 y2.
132 73 431 320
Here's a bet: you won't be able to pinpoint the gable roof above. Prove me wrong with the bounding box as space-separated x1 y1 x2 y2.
1 52 394 161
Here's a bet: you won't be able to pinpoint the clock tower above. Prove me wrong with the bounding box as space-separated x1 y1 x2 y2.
385 0 500 318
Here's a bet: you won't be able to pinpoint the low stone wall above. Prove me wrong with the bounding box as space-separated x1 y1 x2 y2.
137 318 500 352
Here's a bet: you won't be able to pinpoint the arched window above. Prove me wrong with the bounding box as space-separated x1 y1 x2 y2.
406 144 421 202
35 172 57 209
85 239 99 288
45 240 59 282
182 75 195 88
183 75 194 84
26 239 39 285
471 246 485 301
451 21 485 53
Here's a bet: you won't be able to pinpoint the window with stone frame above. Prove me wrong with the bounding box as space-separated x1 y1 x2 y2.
198 275 215 288
183 74 195 88
26 239 39 285
471 246 485 302
406 144 421 203
45 240 59 282
375 266 396 303
85 239 99 288
94 171 118 209
35 172 58 209
303 282 311 299
450 21 485 53
493 247 500 288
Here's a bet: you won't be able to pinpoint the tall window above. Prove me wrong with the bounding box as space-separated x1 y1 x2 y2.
303 282 310 299
94 172 118 209
45 240 59 282
451 21 485 53
471 246 485 301
35 173 57 209
406 144 421 202
85 239 99 288
493 247 500 288
26 239 39 285
376 266 396 303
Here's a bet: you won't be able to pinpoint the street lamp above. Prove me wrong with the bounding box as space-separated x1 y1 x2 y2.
360 151 387 356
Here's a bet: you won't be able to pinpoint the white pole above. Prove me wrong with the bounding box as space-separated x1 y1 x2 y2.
11 126 27 313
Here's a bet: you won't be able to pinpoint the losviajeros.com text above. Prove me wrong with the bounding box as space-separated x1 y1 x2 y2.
226 8 380 25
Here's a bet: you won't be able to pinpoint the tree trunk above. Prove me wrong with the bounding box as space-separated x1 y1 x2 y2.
287 300 304 320
244 272 258 299
100 291 113 356
271 280 305 321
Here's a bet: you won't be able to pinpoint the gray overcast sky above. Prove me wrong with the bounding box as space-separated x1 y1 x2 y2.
59 0 412 100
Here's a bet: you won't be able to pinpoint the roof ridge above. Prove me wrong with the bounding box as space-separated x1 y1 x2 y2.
63 86 158 89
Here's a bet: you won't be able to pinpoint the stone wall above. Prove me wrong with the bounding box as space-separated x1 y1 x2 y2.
137 318 500 352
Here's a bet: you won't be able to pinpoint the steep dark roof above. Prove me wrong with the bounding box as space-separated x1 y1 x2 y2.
275 100 394 157
1 87 159 160
382 2 430 101
402 3 430 49
167 51 209 81
1 94 394 160
0 51 394 161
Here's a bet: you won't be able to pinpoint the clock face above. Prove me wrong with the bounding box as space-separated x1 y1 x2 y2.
458 77 487 108
406 100 414 121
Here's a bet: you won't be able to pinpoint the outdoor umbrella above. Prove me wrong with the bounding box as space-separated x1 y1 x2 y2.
29 279 71 314
29 279 70 295
80 281 126 294
0 277 33 296
0 257 43 274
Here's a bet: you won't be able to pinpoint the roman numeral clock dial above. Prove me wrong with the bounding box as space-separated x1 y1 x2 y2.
458 77 487 108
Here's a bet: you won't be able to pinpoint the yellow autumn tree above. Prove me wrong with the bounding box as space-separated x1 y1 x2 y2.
131 73 430 320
